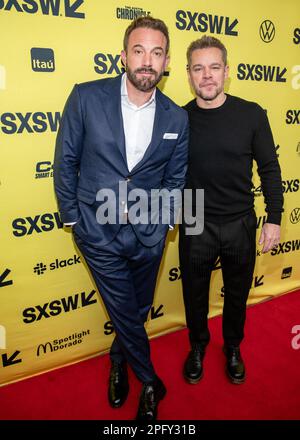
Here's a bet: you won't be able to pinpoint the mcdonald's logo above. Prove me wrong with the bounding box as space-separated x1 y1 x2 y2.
259 20 275 43
290 208 300 224
36 342 53 356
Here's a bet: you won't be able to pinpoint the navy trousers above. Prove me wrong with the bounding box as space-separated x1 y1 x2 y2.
179 210 257 348
73 224 165 383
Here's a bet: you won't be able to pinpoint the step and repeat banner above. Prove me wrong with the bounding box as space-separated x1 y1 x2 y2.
0 0 299 386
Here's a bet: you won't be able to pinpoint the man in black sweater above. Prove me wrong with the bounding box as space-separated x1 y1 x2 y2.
179 36 283 385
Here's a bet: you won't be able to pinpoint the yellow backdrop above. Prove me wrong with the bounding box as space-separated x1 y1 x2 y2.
0 0 299 386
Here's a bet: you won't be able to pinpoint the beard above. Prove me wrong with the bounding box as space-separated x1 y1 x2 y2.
126 66 164 92
195 83 223 101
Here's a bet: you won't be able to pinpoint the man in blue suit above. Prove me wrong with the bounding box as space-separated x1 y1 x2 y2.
54 16 188 420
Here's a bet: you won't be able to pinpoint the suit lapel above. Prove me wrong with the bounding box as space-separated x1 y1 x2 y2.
131 88 170 173
101 75 128 169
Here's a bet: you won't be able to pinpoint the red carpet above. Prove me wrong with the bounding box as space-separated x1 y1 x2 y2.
0 290 300 420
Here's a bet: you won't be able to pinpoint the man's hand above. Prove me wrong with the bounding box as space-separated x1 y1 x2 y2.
258 223 280 253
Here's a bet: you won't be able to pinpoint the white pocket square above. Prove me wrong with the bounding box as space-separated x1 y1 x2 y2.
163 133 178 139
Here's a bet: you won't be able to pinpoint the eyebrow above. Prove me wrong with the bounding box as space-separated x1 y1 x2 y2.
192 62 222 68
132 44 164 52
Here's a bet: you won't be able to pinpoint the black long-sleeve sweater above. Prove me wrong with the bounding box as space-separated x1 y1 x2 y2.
184 95 283 225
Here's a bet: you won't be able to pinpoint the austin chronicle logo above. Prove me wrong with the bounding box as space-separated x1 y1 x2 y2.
290 208 300 224
260 20 275 43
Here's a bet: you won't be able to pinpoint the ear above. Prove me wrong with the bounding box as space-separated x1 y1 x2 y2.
224 64 229 79
121 50 127 68
164 55 170 70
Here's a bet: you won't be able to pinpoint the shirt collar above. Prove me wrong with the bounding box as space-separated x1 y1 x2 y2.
121 73 156 108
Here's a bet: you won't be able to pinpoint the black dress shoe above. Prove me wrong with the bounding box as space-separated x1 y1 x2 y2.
136 376 166 421
108 361 129 408
223 346 245 384
183 346 205 384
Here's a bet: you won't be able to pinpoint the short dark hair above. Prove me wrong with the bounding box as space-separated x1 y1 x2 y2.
123 16 170 54
187 36 227 67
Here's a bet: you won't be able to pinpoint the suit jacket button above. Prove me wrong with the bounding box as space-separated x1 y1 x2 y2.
125 177 131 182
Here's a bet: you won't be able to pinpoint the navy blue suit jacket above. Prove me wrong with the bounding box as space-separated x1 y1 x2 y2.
54 74 188 247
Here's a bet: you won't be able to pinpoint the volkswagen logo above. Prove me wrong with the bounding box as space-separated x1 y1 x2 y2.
260 20 275 43
290 208 300 224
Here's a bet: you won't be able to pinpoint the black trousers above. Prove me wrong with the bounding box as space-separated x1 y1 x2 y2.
179 210 256 348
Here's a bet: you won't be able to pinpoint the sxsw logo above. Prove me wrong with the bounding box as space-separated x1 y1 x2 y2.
94 53 125 75
0 325 6 349
293 28 300 44
0 111 61 134
0 0 85 19
12 212 63 237
237 64 287 82
34 254 81 275
0 268 13 288
175 10 238 36
253 179 299 196
31 48 55 72
286 110 300 124
0 65 5 90
22 289 98 323
35 161 53 179
271 239 300 256
116 6 150 20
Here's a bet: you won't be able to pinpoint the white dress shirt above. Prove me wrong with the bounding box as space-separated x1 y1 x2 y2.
121 73 156 172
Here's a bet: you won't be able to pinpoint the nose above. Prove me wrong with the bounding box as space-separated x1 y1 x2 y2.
142 52 152 67
203 67 212 78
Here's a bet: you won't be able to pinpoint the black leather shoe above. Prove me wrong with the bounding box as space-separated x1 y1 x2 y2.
223 346 245 384
183 346 205 384
136 376 166 421
108 361 129 408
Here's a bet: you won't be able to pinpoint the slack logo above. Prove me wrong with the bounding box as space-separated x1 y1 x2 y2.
31 48 55 72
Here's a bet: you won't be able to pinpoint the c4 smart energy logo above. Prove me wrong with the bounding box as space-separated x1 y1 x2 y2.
0 0 85 19
175 10 238 36
35 161 53 179
259 20 275 43
31 48 55 72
